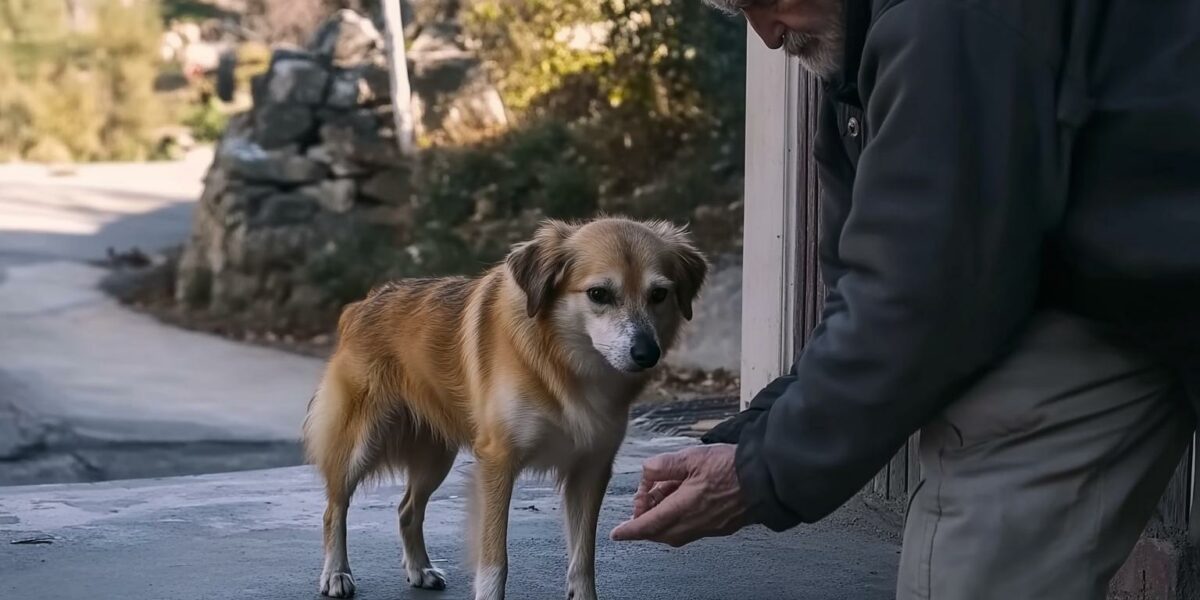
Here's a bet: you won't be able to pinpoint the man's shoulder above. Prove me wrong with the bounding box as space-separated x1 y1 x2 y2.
866 0 1071 50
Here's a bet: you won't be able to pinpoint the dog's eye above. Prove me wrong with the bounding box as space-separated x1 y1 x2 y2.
649 287 669 304
586 287 613 304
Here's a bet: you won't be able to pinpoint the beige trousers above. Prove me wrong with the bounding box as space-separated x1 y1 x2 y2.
897 311 1194 600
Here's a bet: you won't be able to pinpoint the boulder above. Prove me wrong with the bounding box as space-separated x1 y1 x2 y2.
253 193 320 226
253 104 315 149
264 52 329 105
299 179 356 213
221 140 328 184
308 9 385 68
319 121 402 168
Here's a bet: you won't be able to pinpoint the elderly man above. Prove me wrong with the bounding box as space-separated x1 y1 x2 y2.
611 0 1200 597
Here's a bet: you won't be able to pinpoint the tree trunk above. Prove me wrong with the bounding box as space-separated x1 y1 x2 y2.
380 0 415 156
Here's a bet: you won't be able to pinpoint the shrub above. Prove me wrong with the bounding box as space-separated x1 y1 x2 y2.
0 0 165 162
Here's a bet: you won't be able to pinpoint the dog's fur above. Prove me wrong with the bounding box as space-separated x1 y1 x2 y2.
303 217 707 600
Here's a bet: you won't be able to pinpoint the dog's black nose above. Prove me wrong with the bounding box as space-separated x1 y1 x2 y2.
630 334 661 369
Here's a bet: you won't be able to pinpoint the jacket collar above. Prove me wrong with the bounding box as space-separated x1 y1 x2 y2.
824 0 871 107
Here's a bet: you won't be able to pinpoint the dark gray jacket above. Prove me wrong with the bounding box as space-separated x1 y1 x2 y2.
707 0 1200 530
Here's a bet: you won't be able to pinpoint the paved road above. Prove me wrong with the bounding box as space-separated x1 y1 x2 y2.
0 435 902 599
0 151 323 484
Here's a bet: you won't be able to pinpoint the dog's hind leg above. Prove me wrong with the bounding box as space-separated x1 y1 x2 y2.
398 441 456 590
320 473 361 598
309 372 379 598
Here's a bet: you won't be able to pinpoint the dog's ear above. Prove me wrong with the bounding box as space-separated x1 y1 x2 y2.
652 221 708 321
506 220 577 318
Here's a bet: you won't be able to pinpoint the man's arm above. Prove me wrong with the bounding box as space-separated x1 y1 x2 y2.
738 0 1064 530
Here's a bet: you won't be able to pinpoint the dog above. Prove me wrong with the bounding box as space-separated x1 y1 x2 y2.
303 217 707 599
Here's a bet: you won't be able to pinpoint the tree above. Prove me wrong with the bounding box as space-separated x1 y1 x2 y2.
380 0 414 156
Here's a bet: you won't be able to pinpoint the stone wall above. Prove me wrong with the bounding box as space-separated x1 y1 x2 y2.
175 9 506 335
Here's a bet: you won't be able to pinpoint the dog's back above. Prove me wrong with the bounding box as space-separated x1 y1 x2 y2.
306 276 480 474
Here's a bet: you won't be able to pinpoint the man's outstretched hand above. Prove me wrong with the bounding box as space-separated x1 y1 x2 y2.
610 443 748 547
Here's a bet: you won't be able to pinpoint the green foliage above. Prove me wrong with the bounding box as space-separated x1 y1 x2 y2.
304 223 477 307
305 225 410 305
417 121 598 227
464 0 745 128
183 96 229 142
459 0 744 235
0 0 165 162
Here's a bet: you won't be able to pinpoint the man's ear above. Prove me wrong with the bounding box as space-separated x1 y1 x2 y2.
651 221 708 321
505 220 577 318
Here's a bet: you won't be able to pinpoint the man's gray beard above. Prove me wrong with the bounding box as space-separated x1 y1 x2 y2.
782 26 843 78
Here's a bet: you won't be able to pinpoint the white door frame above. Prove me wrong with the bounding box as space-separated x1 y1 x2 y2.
739 32 803 409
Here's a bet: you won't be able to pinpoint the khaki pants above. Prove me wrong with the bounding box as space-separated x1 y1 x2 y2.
898 311 1195 600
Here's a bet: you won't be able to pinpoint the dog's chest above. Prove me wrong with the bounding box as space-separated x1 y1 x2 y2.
506 389 628 470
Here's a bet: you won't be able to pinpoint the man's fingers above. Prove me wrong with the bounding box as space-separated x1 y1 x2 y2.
629 451 690 519
611 483 694 541
632 480 682 518
632 479 653 517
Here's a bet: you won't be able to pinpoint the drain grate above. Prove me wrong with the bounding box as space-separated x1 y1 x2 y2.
631 396 739 438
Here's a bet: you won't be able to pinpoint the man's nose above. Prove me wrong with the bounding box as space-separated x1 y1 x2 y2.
744 8 785 50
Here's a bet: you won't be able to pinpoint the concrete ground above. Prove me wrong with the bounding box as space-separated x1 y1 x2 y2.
0 434 902 600
0 151 322 484
0 154 905 597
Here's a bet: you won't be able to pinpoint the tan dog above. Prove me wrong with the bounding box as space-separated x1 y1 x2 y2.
303 217 707 600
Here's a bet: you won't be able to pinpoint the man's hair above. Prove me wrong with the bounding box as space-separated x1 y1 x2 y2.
701 0 753 16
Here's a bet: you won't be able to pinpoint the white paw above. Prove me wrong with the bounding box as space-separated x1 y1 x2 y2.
320 571 356 597
474 565 506 600
567 585 597 600
408 566 448 590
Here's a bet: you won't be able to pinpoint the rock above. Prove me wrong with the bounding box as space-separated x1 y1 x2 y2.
176 6 508 336
319 108 379 137
213 184 274 227
664 254 742 372
225 224 318 270
319 121 402 168
305 144 368 177
308 9 385 68
222 141 328 184
326 64 392 109
253 104 315 149
324 70 360 109
254 193 319 226
359 64 392 105
408 38 507 145
265 53 329 105
299 179 356 213
359 168 412 204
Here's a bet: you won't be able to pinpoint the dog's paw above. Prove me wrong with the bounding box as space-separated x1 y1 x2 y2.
408 566 447 590
320 571 356 598
567 584 597 600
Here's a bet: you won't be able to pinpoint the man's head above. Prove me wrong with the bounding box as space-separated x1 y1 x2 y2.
703 0 844 77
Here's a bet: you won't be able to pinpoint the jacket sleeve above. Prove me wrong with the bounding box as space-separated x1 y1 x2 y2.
735 0 1063 529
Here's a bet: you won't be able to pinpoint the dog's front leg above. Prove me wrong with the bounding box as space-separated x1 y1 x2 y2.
473 452 516 600
562 459 614 600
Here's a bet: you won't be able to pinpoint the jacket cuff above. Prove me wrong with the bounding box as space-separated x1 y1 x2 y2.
699 408 763 444
735 414 805 532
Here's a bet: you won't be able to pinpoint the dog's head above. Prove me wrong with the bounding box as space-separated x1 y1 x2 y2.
506 217 708 374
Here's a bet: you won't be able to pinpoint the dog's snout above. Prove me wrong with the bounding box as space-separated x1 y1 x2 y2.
630 333 661 369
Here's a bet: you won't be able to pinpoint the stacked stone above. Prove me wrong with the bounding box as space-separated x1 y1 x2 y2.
176 10 415 327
